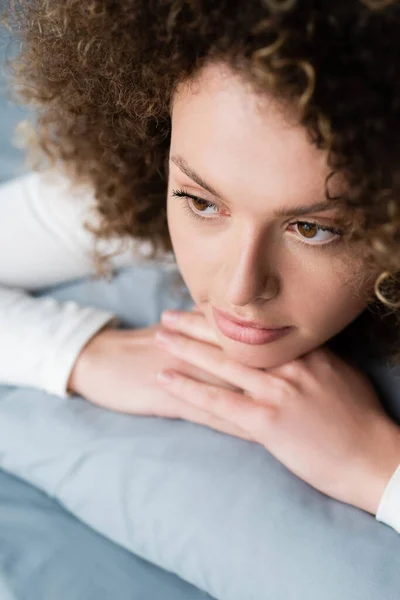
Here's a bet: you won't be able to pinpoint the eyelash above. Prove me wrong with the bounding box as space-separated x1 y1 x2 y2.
171 189 344 248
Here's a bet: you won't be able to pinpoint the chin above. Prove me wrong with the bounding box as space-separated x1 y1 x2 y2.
216 336 296 369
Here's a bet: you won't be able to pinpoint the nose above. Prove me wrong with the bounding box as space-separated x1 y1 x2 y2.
221 230 279 306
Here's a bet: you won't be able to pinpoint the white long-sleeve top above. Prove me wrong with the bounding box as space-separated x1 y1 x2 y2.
0 169 399 533
0 168 157 397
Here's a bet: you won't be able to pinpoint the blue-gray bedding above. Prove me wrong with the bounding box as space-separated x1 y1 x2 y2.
0 266 399 600
0 469 211 600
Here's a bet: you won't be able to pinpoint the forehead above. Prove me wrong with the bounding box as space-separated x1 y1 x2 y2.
170 62 335 213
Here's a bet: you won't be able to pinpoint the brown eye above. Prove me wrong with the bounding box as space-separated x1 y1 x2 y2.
171 189 220 221
291 221 342 245
187 196 219 217
297 222 318 238
191 198 209 212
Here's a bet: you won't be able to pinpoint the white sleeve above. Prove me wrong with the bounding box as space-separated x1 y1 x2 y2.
0 168 150 289
0 169 152 397
376 464 400 533
0 286 117 397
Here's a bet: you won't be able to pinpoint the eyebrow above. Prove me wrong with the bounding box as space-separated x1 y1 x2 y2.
169 154 343 218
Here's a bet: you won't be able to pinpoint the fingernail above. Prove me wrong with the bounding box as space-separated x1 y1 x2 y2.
157 370 174 384
161 310 179 323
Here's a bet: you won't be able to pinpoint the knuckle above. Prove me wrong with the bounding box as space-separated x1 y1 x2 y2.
268 378 292 406
278 360 302 378
202 384 224 407
205 384 222 401
280 376 295 397
257 403 279 428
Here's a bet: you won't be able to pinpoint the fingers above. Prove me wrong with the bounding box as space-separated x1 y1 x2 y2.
161 309 220 346
157 369 276 436
152 387 253 441
179 400 254 441
155 330 281 404
179 358 244 393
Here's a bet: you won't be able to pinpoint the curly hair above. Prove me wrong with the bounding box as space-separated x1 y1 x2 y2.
2 0 400 364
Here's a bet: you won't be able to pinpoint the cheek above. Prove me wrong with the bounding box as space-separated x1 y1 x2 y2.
292 258 372 332
166 195 214 290
166 192 185 257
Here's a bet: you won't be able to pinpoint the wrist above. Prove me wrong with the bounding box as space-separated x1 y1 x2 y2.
66 342 92 395
67 326 111 395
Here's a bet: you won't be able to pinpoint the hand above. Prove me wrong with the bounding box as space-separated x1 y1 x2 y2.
67 309 251 440
155 310 400 515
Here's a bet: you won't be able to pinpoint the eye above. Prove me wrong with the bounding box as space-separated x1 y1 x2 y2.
171 189 344 247
288 221 343 245
172 189 220 219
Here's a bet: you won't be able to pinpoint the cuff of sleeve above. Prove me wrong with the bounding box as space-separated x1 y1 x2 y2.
376 463 400 533
41 310 119 398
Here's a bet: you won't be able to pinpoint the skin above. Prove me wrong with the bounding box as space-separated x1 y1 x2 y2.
166 61 377 369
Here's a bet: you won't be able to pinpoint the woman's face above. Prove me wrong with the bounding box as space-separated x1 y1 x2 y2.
167 62 376 369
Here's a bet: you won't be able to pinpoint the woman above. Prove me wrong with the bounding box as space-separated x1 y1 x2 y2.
1 0 400 532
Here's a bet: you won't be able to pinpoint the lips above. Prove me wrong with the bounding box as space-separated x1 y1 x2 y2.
212 307 293 346
213 307 284 330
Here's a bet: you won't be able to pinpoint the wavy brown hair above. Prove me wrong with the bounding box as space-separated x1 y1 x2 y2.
2 0 400 364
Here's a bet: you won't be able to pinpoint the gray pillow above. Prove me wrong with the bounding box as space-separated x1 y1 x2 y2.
0 263 399 600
